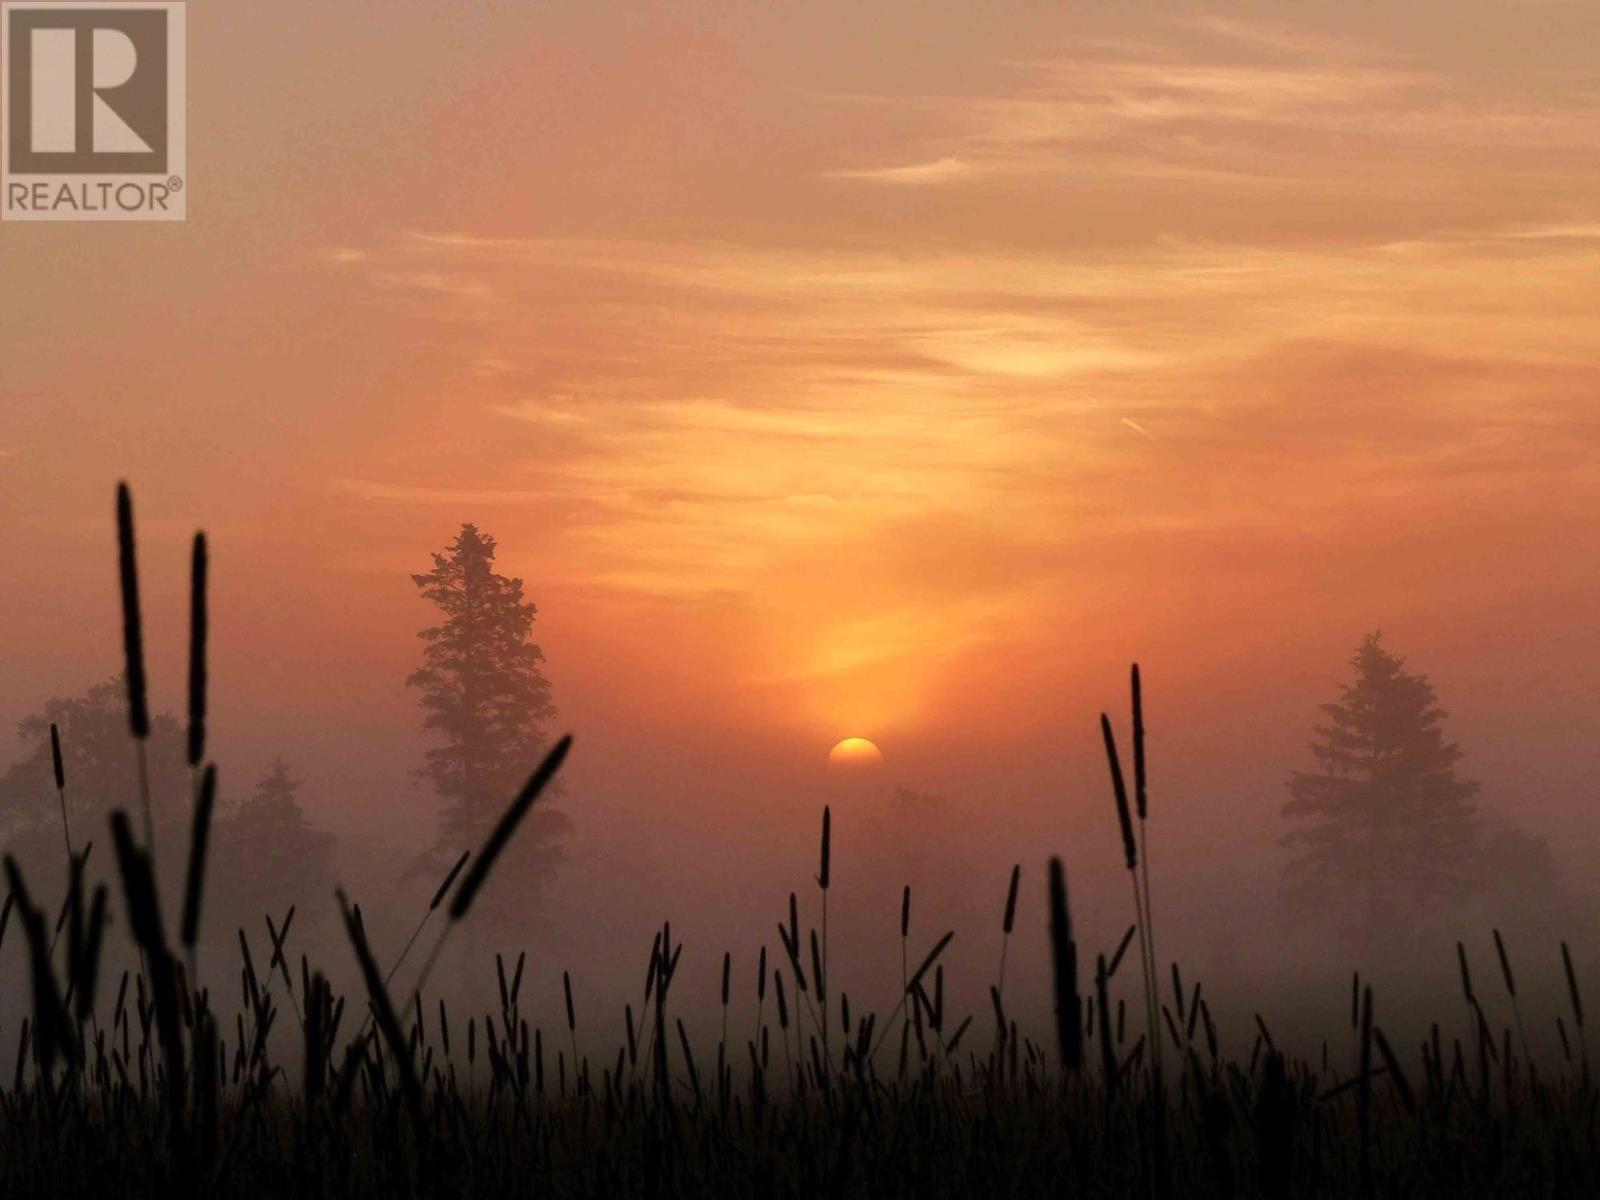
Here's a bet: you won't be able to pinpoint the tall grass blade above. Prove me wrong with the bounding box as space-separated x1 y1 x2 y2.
181 764 217 949
115 482 150 740
186 532 207 766
448 736 572 921
1047 858 1082 1071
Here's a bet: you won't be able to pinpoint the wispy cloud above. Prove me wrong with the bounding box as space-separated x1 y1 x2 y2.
323 14 1600 694
337 480 558 506
821 16 1600 202
374 272 496 302
822 156 973 186
333 215 1600 615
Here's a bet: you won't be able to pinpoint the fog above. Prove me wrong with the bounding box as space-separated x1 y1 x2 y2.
1 599 1594 1073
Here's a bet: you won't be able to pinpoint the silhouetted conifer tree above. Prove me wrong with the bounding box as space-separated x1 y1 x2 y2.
407 524 568 911
211 757 336 928
1282 632 1480 926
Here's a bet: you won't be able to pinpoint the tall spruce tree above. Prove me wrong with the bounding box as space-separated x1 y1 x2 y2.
1281 632 1480 925
407 524 568 907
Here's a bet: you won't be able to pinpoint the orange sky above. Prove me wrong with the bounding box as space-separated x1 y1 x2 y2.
3 2 1599 889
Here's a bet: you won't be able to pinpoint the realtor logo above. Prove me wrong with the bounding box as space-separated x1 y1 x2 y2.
1 2 185 220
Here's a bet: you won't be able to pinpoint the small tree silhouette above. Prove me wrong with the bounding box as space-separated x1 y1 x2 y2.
210 757 336 929
407 524 569 915
1473 825 1573 932
0 677 187 853
1281 632 1480 929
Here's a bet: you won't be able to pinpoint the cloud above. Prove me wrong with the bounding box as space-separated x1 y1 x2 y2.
322 14 1600 645
337 480 559 506
374 272 495 301
1180 15 1407 61
1502 223 1600 243
819 15 1600 207
329 214 1600 630
822 156 973 186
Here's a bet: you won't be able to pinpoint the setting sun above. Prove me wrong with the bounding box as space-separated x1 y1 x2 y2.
827 737 885 771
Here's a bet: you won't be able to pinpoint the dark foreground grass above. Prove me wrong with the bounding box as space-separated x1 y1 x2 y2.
1 485 1596 1198
2 847 1598 1200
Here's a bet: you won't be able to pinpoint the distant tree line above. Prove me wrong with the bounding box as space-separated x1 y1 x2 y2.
0 679 334 937
0 519 572 941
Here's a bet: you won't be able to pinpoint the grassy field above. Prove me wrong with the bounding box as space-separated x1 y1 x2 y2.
0 485 1594 1198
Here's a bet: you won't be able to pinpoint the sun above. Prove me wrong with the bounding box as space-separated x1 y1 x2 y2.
827 737 884 771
